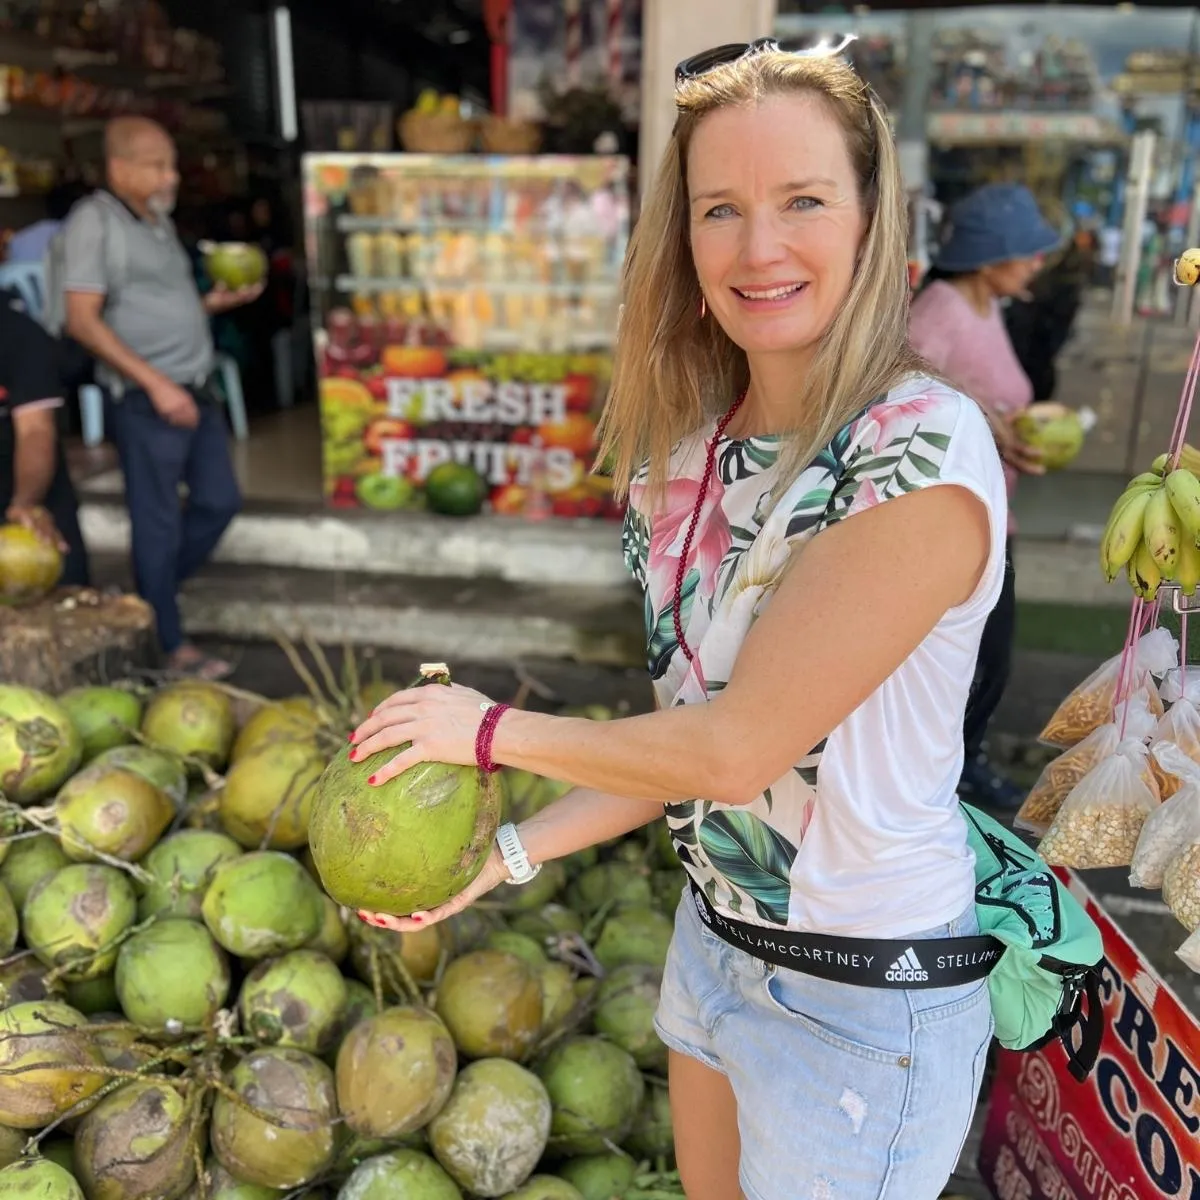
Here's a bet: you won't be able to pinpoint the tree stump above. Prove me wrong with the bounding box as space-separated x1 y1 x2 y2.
0 589 159 693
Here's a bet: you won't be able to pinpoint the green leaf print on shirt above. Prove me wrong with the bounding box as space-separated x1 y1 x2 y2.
646 568 699 679
697 809 798 925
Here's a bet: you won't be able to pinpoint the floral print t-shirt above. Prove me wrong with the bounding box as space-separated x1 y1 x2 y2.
622 376 1008 938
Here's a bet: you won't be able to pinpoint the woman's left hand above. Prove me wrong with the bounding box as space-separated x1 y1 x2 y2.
350 682 498 785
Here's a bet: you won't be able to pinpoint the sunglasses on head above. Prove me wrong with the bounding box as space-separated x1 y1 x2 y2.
674 32 858 86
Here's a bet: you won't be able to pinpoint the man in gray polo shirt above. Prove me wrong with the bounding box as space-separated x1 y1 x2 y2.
62 116 261 678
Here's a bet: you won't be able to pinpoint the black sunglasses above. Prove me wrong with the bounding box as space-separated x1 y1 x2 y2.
674 32 858 86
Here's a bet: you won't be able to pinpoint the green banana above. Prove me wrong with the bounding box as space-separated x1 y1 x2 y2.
1099 485 1155 581
1144 485 1182 573
1152 444 1200 476
1129 540 1163 601
1176 535 1200 595
1165 466 1200 548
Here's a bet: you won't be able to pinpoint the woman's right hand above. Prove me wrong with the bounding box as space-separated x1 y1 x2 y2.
356 845 510 933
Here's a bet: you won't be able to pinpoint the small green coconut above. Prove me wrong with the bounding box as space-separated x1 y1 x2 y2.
23 864 137 982
115 918 231 1030
434 951 543 1062
58 686 143 763
55 765 174 863
0 834 68 909
0 1158 84 1198
201 851 323 960
592 965 666 1070
556 1154 639 1200
219 740 326 850
593 906 673 971
535 1037 644 1157
91 745 188 810
141 683 235 771
239 949 348 1053
337 1149 462 1200
137 830 243 922
0 687 82 805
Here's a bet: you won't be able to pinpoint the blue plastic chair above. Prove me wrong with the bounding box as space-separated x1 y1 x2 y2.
0 260 248 443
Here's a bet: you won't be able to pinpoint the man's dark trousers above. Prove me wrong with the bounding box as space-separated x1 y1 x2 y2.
110 388 241 654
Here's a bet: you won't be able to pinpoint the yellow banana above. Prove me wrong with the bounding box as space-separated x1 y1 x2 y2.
1176 536 1200 595
1127 471 1168 491
1152 445 1200 476
1129 540 1163 601
1099 486 1154 581
1143 485 1182 573
1166 467 1200 547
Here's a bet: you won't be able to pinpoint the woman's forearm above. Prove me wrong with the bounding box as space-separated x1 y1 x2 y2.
517 787 664 867
493 704 749 806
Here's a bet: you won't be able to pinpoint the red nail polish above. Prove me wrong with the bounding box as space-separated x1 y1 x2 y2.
348 751 357 762
367 774 377 785
348 733 355 744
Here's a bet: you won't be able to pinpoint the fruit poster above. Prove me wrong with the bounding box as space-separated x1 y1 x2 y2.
303 152 630 520
977 870 1200 1200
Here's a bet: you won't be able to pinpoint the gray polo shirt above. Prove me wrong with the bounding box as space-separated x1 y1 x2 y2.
61 190 213 388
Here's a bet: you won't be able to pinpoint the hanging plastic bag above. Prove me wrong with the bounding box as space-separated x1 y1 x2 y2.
1015 693 1157 836
1038 629 1175 749
1130 779 1200 889
1149 714 1200 801
1160 666 1200 706
1177 927 1200 974
1038 739 1160 869
1164 839 1200 932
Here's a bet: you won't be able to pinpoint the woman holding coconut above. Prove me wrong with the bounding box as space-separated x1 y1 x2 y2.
909 183 1060 809
351 38 1005 1200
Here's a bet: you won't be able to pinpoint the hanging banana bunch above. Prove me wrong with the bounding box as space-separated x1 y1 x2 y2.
1100 446 1200 599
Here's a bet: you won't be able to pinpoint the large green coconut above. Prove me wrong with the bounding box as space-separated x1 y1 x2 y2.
434 951 542 1061
0 1001 107 1128
336 1006 456 1139
308 718 501 914
231 698 321 763
505 1179 584 1200
536 1037 644 1157
555 1154 638 1200
204 242 268 290
201 851 323 959
55 766 173 863
503 770 571 825
427 1059 551 1197
184 1160 277 1200
307 894 349 965
115 919 230 1030
90 746 188 810
138 830 243 922
74 1079 195 1200
623 1084 673 1162
566 863 652 916
219 741 326 850
348 921 444 989
0 835 67 910
337 1149 461 1200
211 1048 337 1190
0 687 82 805
0 885 16 959
0 524 62 607
23 864 137 982
57 688 143 764
593 966 666 1071
0 1158 84 1199
593 907 673 972
141 684 235 771
240 950 347 1053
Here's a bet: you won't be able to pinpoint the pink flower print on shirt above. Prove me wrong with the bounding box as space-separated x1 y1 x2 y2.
631 474 734 590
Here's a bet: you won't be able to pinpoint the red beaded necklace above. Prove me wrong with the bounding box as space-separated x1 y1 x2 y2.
672 389 748 664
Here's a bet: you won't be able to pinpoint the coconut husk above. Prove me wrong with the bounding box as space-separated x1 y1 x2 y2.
0 589 156 693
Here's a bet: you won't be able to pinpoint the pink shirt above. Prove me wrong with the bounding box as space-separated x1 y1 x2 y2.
908 280 1032 535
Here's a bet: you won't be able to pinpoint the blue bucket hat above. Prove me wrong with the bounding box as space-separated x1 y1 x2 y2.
934 183 1061 272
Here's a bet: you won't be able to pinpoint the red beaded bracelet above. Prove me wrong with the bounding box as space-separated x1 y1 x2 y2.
475 703 511 773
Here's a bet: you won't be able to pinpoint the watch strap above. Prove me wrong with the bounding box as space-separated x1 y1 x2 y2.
497 822 540 885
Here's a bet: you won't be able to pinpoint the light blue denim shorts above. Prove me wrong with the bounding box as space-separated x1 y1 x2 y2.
655 888 994 1200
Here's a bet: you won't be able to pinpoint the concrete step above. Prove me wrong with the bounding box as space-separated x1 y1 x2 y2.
155 560 645 667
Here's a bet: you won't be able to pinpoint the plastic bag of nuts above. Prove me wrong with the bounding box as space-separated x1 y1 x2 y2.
1163 841 1200 932
1038 628 1176 750
1015 693 1157 836
1130 776 1200 889
1037 738 1161 869
1147 698 1200 801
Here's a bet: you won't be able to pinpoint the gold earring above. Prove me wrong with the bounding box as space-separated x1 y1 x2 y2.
699 294 707 319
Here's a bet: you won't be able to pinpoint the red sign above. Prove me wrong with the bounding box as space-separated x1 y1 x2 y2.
978 871 1200 1200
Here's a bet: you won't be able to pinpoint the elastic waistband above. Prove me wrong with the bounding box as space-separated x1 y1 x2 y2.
689 881 1003 990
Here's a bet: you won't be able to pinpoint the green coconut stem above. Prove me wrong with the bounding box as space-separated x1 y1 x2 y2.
274 630 337 713
300 629 346 714
366 944 384 1012
0 801 155 886
42 909 162 989
341 641 363 718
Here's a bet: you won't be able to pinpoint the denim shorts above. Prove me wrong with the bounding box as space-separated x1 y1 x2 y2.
655 888 994 1200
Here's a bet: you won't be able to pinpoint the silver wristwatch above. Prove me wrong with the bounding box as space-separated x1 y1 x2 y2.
496 823 541 886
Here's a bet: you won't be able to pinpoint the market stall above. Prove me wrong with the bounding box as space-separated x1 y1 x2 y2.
303 149 630 520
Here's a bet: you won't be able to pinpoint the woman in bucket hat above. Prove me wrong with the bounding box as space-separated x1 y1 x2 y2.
909 182 1061 809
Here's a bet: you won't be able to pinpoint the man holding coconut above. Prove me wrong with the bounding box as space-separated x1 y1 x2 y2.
60 116 262 679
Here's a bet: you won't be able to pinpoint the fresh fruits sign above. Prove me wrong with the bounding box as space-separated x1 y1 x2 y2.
318 308 619 520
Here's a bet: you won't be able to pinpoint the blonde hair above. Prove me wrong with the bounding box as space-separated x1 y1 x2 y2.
597 51 922 504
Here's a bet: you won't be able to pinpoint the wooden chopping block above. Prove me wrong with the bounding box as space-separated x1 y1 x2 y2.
0 588 158 692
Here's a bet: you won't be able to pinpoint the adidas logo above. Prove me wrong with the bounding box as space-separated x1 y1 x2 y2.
885 947 929 984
